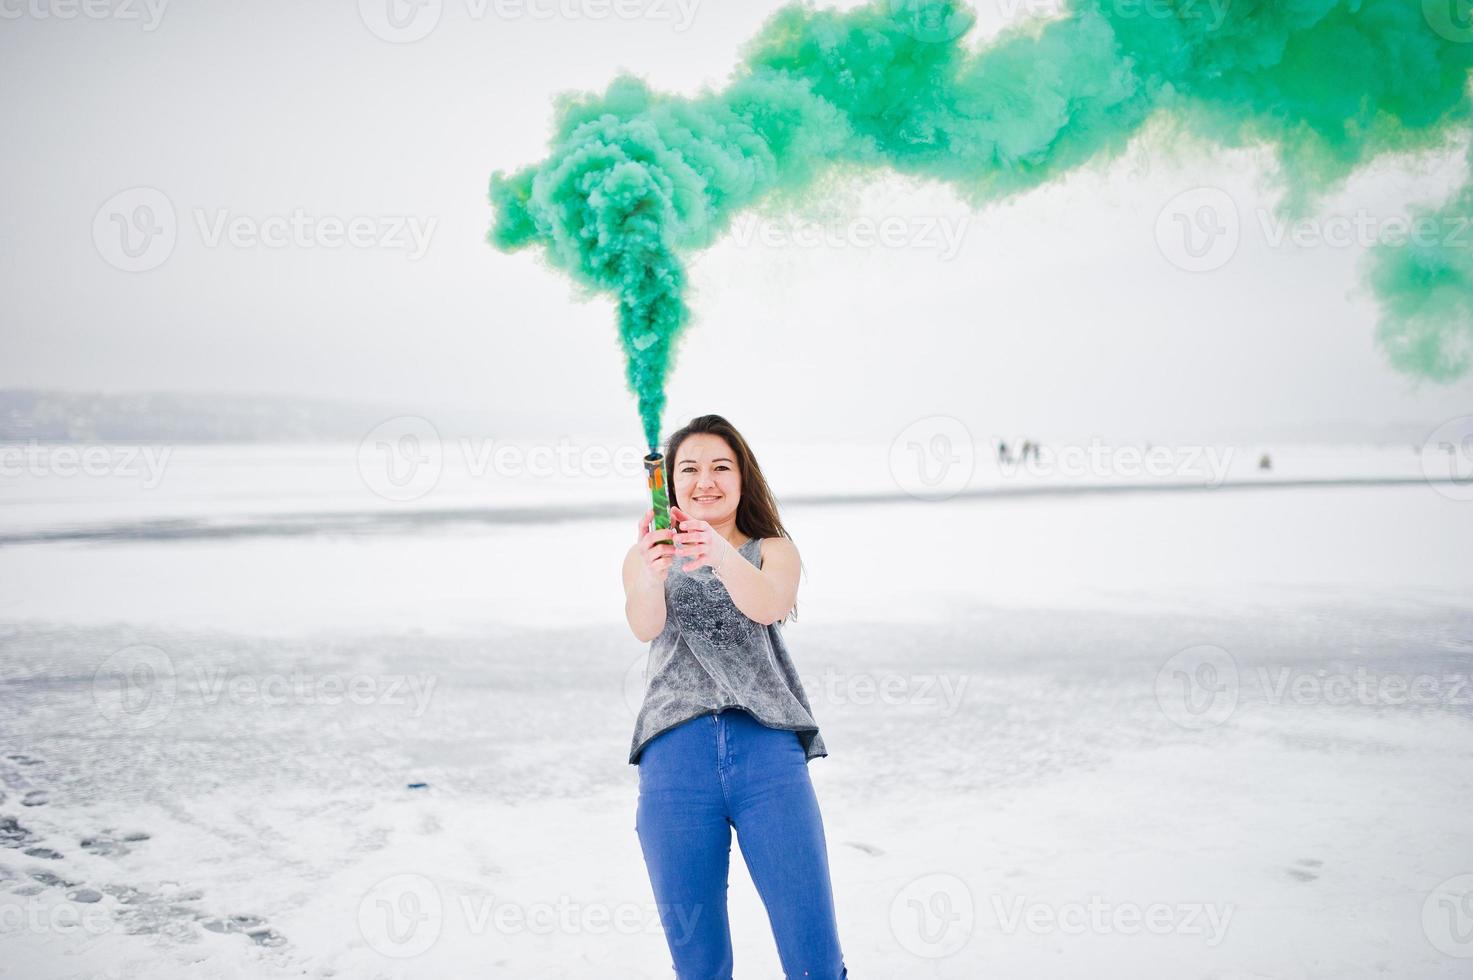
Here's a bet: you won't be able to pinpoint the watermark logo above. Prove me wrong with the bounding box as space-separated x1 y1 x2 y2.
358 416 445 502
1156 646 1471 729
358 873 443 957
890 872 974 958
1423 873 1473 958
623 662 972 726
0 0 169 30
1155 644 1239 730
990 894 1234 944
1421 415 1473 502
1424 0 1473 43
457 436 645 479
0 442 173 488
887 0 974 43
725 213 973 261
458 894 679 937
359 0 443 42
1158 188 1470 272
193 208 436 259
356 874 689 953
360 0 701 42
1156 186 1241 273
996 438 1234 486
93 187 438 271
801 666 971 718
1256 667 1471 709
623 651 649 718
994 0 1230 32
889 415 975 501
193 667 438 716
91 643 177 732
1258 209 1470 251
0 895 113 937
356 424 652 502
93 187 176 273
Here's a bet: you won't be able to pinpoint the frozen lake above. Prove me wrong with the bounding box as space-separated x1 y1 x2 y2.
1 440 1471 978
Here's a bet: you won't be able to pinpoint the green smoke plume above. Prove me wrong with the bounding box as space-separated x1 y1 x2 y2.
488 0 1473 448
1366 140 1473 382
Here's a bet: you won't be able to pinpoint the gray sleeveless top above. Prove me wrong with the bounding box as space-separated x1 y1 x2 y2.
629 535 827 765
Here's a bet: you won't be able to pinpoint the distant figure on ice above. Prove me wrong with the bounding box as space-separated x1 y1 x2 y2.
998 440 1014 464
1259 452 1272 471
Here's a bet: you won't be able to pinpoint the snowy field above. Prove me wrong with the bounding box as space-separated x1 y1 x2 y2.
1 439 1471 979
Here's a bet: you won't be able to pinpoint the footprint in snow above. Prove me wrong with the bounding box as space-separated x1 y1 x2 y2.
843 841 884 856
1286 857 1323 882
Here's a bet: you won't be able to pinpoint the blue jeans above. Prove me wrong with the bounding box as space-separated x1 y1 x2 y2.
635 707 849 979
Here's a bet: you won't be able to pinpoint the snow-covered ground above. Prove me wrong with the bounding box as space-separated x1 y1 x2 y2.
1 440 1471 978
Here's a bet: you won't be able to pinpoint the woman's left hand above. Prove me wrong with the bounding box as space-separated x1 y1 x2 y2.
669 505 732 573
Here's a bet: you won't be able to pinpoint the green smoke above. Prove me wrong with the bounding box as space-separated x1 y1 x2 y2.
488 0 1473 448
1366 140 1473 383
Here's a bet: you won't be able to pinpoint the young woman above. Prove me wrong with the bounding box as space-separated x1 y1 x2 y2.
622 414 849 980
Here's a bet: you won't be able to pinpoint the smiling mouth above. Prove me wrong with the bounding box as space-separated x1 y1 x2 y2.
692 495 721 502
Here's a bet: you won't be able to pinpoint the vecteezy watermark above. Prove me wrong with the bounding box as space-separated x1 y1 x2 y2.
1421 415 1473 502
1155 644 1473 730
457 895 681 938
193 667 438 717
993 0 1230 31
725 213 973 261
92 187 177 272
989 894 1235 945
358 873 443 958
1257 209 1472 251
1253 667 1472 709
358 0 701 43
0 442 173 489
458 437 648 480
356 415 655 502
1423 873 1473 958
800 667 971 718
92 644 178 732
890 872 974 958
889 415 976 502
356 873 690 958
1424 0 1473 44
193 209 436 259
997 438 1235 487
358 416 445 502
1156 186 1242 273
1155 644 1240 730
624 657 972 721
886 0 974 43
0 895 114 937
0 0 169 31
623 651 650 718
89 644 438 731
92 187 438 272
1157 186 1472 272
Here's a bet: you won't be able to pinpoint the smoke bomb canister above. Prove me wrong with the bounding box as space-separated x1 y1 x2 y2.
644 452 675 545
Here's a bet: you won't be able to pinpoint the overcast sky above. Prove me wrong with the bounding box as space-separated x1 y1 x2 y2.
2 0 1469 446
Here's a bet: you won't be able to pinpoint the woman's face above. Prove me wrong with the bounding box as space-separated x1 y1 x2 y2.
672 433 741 525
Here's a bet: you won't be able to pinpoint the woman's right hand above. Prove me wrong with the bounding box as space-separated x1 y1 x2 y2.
637 508 677 585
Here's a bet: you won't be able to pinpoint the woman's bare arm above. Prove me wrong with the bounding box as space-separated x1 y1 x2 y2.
621 518 668 642
712 536 800 626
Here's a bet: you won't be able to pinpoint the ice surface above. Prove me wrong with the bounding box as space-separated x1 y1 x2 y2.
0 442 1470 978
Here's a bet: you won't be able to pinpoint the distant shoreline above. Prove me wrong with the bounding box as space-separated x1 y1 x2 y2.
1 475 1460 547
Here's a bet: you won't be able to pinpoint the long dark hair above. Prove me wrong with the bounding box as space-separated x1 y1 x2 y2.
664 414 805 625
